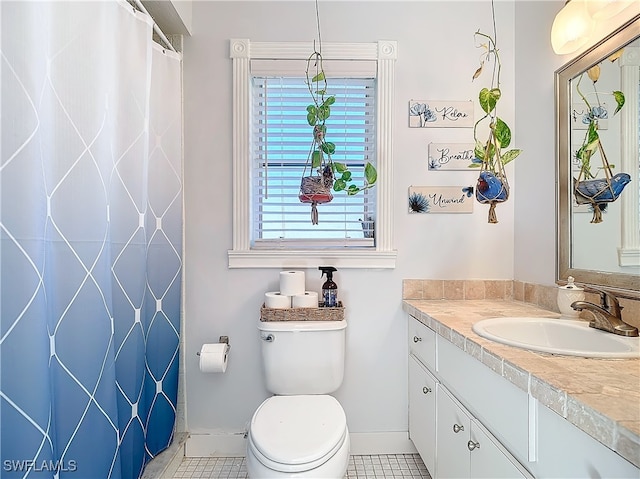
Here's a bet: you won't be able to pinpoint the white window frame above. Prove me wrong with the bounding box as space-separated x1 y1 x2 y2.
228 39 397 269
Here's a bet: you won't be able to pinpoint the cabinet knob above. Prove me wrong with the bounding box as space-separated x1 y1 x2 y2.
413 336 422 343
467 440 480 451
453 424 464 433
422 386 432 394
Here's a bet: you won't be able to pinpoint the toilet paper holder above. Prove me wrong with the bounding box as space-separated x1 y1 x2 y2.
196 336 230 356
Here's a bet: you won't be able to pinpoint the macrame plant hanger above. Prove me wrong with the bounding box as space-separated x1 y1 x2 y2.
573 139 616 224
476 126 510 224
298 0 334 225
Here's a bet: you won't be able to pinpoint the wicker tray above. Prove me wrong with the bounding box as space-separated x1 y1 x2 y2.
260 302 344 322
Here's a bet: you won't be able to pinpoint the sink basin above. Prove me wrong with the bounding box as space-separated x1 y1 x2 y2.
472 317 640 358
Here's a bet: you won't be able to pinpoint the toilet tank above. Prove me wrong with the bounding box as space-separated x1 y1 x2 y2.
257 320 346 395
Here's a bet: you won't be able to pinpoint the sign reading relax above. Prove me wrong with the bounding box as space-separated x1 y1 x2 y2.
409 100 474 128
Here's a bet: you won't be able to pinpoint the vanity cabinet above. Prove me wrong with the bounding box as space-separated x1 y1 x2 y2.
408 316 529 478
407 312 640 479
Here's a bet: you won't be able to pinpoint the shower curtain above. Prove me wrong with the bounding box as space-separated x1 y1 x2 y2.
1 2 183 478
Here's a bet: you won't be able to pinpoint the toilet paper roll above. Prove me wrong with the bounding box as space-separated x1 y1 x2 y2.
265 291 292 309
199 343 229 373
279 270 306 296
292 291 319 308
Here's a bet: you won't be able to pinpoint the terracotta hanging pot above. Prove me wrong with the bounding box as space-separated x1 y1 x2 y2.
299 172 334 225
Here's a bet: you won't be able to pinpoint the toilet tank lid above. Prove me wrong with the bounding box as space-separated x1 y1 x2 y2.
258 320 346 332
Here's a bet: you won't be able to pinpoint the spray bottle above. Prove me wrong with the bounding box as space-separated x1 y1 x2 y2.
319 266 338 307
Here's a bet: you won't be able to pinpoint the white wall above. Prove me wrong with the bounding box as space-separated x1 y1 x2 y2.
181 0 564 452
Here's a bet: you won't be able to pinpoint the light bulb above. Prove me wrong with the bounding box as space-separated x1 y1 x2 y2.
551 0 595 55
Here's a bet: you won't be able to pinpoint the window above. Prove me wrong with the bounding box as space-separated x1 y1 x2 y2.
229 40 397 268
252 75 376 247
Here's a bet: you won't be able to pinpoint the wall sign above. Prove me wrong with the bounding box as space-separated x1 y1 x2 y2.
571 102 609 130
408 186 474 214
428 142 475 170
409 100 474 128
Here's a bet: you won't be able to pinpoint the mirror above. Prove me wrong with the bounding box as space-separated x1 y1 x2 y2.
556 15 640 298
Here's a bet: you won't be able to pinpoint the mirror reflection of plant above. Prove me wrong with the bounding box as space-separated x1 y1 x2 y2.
305 52 377 195
574 60 625 180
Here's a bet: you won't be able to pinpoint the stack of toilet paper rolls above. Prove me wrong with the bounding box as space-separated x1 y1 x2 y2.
264 271 319 309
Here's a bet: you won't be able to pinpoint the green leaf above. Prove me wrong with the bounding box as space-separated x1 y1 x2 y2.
494 117 512 149
364 162 377 185
318 105 331 120
474 142 486 161
334 162 348 173
311 150 322 168
324 96 336 106
479 88 500 115
347 184 360 195
467 163 481 168
311 72 325 83
307 113 316 126
306 105 316 114
501 149 522 165
341 171 352 182
613 90 625 115
321 142 336 155
585 137 600 154
333 179 346 191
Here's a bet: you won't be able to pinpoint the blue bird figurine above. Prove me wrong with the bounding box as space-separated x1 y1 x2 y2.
476 171 509 223
574 172 631 223
476 171 508 202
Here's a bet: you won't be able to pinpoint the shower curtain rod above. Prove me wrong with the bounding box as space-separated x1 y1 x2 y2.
132 0 177 53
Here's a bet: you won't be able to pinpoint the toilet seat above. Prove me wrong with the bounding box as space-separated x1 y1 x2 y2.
248 395 348 473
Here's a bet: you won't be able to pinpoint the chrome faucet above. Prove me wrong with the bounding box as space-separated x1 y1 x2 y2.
571 289 638 337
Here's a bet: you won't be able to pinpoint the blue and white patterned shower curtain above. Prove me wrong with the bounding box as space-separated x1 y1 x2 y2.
0 2 183 478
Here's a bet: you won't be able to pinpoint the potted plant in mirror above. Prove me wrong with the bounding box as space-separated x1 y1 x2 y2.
299 50 377 225
469 27 522 224
573 58 630 224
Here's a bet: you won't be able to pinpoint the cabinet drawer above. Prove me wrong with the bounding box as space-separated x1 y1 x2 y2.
409 316 436 369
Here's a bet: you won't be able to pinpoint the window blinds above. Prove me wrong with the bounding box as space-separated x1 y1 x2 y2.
251 68 377 248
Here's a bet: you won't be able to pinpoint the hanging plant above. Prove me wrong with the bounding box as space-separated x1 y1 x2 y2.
298 0 377 225
572 57 630 224
469 4 522 224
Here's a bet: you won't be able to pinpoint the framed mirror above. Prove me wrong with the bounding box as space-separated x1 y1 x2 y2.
556 15 640 298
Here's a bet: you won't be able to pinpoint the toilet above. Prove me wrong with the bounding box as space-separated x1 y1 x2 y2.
246 319 350 478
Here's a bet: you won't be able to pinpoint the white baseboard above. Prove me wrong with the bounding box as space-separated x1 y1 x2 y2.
349 432 417 455
186 432 247 457
185 431 416 458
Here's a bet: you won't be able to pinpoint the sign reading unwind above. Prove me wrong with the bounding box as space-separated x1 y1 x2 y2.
409 100 474 128
408 186 474 214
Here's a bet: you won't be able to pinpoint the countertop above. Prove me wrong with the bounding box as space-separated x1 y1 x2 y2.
402 299 640 469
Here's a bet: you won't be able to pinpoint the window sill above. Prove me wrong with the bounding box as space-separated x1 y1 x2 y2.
227 249 397 269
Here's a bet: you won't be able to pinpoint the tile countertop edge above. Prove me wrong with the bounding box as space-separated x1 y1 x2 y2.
402 299 640 469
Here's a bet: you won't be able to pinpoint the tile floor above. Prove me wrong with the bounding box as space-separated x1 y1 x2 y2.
172 454 431 478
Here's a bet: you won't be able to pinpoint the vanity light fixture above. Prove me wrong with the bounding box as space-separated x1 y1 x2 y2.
585 0 635 20
551 0 595 55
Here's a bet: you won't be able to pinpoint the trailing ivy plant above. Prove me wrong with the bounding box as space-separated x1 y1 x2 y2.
470 30 522 172
305 51 377 195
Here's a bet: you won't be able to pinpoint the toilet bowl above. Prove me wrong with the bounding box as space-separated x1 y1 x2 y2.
246 395 350 478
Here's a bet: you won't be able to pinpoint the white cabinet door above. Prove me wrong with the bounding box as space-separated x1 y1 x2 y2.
437 385 529 479
436 386 471 479
469 419 529 479
408 355 437 475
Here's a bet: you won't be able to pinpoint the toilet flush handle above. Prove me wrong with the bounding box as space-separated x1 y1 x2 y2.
260 332 275 342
